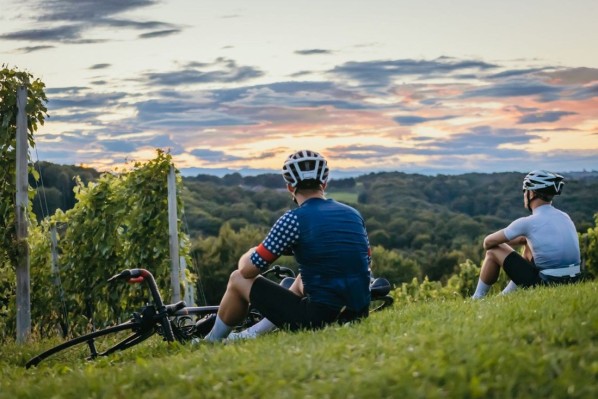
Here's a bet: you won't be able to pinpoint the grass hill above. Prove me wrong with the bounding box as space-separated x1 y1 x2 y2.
2 281 596 398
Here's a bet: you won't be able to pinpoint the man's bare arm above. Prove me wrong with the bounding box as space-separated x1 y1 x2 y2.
238 247 261 279
483 230 508 250
483 230 527 250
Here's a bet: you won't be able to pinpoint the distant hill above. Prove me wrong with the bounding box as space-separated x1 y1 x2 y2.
30 163 598 281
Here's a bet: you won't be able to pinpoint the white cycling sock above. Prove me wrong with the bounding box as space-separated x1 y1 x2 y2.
205 315 233 342
472 279 491 299
245 318 276 336
501 280 518 295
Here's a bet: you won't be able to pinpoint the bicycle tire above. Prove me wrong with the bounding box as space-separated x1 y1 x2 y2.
26 321 153 368
370 295 394 312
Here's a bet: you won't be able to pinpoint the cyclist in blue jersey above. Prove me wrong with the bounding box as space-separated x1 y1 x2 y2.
203 150 372 342
472 170 581 299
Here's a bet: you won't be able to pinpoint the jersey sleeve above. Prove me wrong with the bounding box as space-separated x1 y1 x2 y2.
503 216 529 241
250 210 300 270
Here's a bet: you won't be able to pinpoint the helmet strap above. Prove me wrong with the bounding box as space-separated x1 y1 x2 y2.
287 184 299 205
526 191 534 213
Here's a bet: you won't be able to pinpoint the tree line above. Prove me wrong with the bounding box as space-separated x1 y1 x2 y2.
29 164 598 305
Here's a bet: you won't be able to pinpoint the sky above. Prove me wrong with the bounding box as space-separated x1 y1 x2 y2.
1 0 598 177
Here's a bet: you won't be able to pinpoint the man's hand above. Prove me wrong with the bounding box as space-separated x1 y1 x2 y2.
506 236 527 247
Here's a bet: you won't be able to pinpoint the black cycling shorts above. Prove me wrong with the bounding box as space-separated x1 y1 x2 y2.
503 251 582 287
250 276 345 331
503 251 541 287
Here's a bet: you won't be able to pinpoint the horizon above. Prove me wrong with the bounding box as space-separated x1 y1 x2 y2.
177 166 598 179
36 160 598 180
2 0 598 174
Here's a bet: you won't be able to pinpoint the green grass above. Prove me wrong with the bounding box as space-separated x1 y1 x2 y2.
1 281 597 399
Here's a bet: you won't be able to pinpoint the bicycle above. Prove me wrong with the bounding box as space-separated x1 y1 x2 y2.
26 265 393 368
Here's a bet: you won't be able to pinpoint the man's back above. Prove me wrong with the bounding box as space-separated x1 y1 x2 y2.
504 204 580 269
292 198 370 311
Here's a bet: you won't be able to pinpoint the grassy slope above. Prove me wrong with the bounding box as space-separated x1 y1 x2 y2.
1 281 597 399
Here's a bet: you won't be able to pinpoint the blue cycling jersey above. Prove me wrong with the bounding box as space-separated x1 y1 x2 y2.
251 198 371 311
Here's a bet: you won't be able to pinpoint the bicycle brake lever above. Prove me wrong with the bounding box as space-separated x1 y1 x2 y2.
108 268 145 282
107 269 147 283
107 270 131 282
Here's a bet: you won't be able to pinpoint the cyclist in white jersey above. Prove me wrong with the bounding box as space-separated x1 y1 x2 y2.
472 170 581 299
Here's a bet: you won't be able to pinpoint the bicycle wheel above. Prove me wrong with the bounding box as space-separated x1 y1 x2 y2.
26 321 154 368
370 295 394 312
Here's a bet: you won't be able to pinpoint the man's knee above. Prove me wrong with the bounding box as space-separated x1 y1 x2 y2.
228 269 243 287
486 245 513 266
227 270 256 297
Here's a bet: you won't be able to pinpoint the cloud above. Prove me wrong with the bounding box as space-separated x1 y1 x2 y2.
134 99 204 115
95 19 172 30
571 83 598 100
16 45 55 53
133 98 256 128
1 25 83 42
428 126 538 155
49 111 104 122
327 145 407 160
461 80 563 101
100 140 138 153
132 77 369 128
330 58 498 87
138 29 181 39
209 81 336 103
394 115 456 126
295 49 333 55
2 0 178 44
142 58 264 86
325 130 535 162
45 86 89 95
543 67 598 84
190 148 245 162
487 68 549 79
89 63 111 70
329 127 536 164
49 92 128 109
518 111 577 124
290 70 316 78
37 0 158 22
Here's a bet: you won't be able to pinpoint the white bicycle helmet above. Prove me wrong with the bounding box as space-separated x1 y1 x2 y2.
522 170 564 195
282 150 329 188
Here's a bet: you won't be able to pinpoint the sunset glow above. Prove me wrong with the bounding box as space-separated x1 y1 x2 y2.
1 0 597 175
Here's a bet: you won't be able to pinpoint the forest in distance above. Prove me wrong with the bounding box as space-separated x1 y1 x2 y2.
30 162 598 297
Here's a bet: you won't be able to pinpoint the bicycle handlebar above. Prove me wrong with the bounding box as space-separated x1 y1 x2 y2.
261 265 296 279
107 268 149 283
106 265 295 342
107 268 175 342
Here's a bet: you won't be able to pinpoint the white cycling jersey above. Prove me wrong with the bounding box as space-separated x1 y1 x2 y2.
503 204 581 270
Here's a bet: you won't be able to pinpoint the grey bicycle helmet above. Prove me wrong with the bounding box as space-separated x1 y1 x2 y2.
282 150 329 188
522 170 564 195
